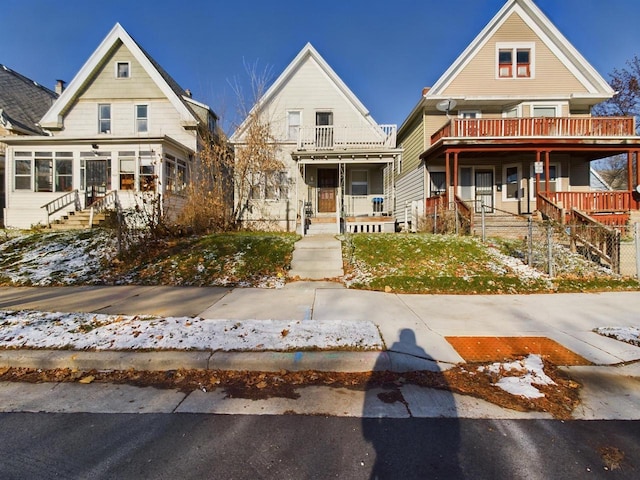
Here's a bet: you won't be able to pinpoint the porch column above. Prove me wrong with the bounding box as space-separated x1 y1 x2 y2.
635 150 640 210
453 151 459 201
543 150 550 195
445 150 451 203
535 150 541 196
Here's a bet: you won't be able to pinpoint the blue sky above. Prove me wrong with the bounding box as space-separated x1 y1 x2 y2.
2 0 639 132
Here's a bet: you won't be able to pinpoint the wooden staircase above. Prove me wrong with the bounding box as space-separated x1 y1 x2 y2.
48 209 107 230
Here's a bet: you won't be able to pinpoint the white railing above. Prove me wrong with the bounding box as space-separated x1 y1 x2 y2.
298 124 397 150
345 194 389 217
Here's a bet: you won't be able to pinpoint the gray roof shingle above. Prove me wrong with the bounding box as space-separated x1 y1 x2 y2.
0 64 58 135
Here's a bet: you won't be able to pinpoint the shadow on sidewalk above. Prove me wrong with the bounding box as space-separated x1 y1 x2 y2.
362 328 462 479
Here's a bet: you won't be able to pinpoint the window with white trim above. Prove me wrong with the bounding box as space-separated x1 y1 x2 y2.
287 111 301 141
497 43 534 78
139 155 156 192
531 163 560 196
98 104 111 134
116 61 130 78
14 152 73 192
249 171 288 200
119 152 136 190
504 165 520 200
135 104 148 133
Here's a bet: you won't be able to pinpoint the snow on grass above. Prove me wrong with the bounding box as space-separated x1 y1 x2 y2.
0 231 116 286
478 354 556 399
593 326 640 347
0 310 383 352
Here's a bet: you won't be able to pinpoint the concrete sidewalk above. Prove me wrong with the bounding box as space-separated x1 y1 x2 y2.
0 284 639 369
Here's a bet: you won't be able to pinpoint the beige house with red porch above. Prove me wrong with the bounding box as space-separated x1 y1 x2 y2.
396 0 640 229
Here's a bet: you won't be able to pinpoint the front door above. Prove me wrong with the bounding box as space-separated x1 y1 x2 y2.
85 159 110 205
475 170 494 213
317 168 337 213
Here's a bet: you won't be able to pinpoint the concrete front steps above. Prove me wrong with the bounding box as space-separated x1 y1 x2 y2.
288 234 344 280
473 213 532 239
49 209 107 230
305 216 340 235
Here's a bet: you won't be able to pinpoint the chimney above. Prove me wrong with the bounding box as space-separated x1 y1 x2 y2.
185 89 192 98
55 79 66 95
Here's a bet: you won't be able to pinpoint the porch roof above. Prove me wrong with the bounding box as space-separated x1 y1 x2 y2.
293 148 402 165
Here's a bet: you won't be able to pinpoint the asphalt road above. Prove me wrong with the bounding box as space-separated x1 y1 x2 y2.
1 412 638 479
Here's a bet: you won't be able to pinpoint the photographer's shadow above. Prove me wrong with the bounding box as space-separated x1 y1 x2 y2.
362 328 463 479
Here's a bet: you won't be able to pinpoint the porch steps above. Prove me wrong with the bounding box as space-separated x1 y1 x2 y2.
473 213 532 240
48 210 107 230
306 217 340 235
288 234 344 280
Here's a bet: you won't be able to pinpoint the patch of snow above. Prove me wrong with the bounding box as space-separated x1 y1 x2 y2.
0 310 383 352
478 354 556 399
593 326 640 347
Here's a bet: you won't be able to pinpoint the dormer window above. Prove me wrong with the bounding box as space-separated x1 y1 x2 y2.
116 61 130 78
497 43 534 79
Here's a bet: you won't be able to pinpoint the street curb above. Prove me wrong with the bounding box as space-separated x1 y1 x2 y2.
0 349 446 373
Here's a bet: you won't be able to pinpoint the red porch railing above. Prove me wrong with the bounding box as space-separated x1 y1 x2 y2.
538 191 632 227
431 117 636 144
542 191 632 213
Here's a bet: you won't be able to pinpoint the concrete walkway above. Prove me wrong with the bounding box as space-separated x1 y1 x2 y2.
287 235 344 280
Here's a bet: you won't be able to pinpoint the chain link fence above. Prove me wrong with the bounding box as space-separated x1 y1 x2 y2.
422 201 640 279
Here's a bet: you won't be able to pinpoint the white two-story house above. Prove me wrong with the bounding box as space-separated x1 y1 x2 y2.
231 43 402 234
2 23 219 229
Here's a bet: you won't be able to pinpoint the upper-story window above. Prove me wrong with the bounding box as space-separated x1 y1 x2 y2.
98 104 111 134
497 43 534 79
116 61 130 78
136 104 148 133
287 111 301 141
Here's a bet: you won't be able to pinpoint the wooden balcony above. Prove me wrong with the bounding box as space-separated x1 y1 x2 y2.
431 117 636 144
297 124 397 150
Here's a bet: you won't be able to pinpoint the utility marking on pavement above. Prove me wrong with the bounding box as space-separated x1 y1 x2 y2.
294 352 303 363
303 307 312 321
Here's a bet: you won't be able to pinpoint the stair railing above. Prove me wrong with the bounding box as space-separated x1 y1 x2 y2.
88 191 120 227
41 190 81 227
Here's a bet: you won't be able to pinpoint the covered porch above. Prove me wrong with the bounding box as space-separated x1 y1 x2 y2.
422 123 640 228
294 153 398 234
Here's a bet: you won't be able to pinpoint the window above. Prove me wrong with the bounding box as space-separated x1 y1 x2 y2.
136 105 148 133
55 158 73 192
497 44 533 78
35 155 53 192
99 104 111 133
430 171 446 196
164 154 187 193
351 170 368 195
532 106 557 117
116 62 130 78
539 165 558 193
119 153 136 190
287 111 301 141
249 171 288 200
505 165 520 200
14 157 31 190
139 157 156 192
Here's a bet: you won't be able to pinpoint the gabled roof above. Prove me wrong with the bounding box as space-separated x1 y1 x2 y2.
427 0 614 99
39 23 206 129
231 43 376 142
0 64 58 135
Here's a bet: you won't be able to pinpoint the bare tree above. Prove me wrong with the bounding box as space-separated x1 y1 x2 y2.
176 126 235 233
592 55 640 189
228 61 285 228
